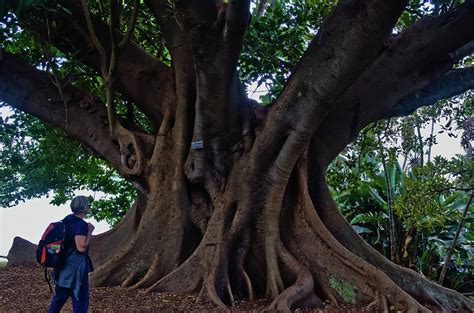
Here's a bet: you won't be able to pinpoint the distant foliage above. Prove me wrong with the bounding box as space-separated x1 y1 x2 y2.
327 97 474 292
0 109 136 226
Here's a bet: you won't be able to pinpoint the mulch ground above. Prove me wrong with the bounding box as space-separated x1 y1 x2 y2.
0 264 369 312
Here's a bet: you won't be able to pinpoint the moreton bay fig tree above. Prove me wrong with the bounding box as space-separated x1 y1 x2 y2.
1 0 474 311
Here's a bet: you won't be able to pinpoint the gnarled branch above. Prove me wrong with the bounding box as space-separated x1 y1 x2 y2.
0 52 152 187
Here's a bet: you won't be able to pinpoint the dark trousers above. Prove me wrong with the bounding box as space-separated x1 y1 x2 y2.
47 273 89 313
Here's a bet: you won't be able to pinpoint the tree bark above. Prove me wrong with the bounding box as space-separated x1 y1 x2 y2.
2 0 474 311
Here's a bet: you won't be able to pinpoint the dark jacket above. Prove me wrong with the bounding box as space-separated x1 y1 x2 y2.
53 214 93 300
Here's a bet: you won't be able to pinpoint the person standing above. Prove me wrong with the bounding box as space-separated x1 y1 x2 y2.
48 195 95 313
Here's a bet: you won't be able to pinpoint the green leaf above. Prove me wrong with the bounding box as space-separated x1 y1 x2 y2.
368 187 386 207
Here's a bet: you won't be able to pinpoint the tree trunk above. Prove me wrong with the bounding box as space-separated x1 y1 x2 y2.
2 0 474 311
82 145 473 311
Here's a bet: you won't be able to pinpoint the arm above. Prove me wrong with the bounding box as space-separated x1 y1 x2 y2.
74 223 95 253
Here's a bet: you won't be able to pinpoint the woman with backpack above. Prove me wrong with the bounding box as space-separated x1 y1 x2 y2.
48 195 95 313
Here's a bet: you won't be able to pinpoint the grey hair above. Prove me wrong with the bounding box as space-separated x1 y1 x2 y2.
70 195 90 214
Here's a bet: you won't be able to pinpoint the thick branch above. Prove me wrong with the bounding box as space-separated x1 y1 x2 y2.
231 0 407 269
389 67 474 118
0 52 152 185
252 0 407 172
146 0 252 186
310 2 474 168
145 0 196 151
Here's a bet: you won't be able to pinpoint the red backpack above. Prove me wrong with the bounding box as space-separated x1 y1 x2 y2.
36 219 73 292
36 221 71 268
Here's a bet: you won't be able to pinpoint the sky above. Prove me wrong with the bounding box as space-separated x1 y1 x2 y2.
0 195 111 256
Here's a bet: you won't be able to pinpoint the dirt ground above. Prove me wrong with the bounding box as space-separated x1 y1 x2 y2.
0 264 372 312
0 264 261 312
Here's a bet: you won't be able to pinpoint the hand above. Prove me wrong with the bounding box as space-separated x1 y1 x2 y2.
88 222 95 234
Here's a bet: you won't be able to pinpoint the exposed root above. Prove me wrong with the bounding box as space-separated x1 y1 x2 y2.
121 271 140 287
242 270 255 301
262 171 293 299
226 280 236 309
204 277 229 311
130 254 161 289
131 206 189 289
230 234 255 302
94 213 169 286
269 244 322 311
366 292 389 313
265 244 285 299
146 251 202 293
92 234 143 287
287 160 432 312
88 150 472 313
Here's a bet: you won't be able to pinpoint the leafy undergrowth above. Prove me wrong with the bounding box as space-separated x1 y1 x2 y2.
0 264 374 312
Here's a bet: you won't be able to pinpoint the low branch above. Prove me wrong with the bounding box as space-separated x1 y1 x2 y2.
0 52 152 184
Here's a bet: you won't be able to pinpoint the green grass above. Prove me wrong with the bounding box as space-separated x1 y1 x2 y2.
0 259 7 268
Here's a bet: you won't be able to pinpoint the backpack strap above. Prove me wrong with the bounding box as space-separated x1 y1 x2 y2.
61 217 75 252
44 268 53 294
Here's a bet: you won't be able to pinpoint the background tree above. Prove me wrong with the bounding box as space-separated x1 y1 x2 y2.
1 0 474 311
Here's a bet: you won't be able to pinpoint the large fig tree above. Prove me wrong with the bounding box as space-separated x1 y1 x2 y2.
1 0 474 311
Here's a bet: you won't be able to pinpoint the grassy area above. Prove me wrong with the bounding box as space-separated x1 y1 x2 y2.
0 259 7 268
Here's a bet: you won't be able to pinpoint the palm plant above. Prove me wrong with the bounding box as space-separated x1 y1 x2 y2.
327 153 474 292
